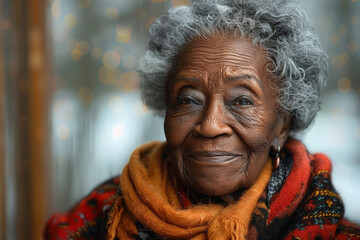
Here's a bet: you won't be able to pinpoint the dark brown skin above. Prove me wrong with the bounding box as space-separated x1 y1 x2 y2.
164 35 290 197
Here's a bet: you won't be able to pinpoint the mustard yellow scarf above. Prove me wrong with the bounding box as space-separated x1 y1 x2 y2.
106 142 273 240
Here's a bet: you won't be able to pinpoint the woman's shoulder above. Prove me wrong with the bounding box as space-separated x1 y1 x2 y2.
279 144 360 239
336 219 360 239
43 176 121 240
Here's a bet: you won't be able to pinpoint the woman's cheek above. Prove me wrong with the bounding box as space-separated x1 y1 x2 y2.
232 111 273 152
165 114 193 148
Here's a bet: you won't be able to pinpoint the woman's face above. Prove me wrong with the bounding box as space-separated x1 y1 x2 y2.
164 35 289 196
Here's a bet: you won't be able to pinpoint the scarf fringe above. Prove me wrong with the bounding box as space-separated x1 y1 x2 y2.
208 160 272 240
105 142 273 239
106 197 123 240
106 196 137 240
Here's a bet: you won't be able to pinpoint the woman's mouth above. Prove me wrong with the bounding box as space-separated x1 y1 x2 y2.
186 152 243 164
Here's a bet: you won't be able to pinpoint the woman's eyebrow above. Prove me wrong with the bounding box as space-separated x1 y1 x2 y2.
226 74 264 89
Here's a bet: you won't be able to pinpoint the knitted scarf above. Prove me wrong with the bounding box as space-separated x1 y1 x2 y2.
44 138 360 240
105 142 273 240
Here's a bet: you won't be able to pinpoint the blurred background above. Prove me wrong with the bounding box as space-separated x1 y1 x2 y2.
0 0 359 239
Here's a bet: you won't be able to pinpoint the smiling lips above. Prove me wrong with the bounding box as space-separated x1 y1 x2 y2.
187 151 243 164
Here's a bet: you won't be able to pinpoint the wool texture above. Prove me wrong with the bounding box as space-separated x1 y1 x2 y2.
43 138 360 240
105 142 273 239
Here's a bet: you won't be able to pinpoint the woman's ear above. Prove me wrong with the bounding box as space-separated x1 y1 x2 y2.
271 113 291 150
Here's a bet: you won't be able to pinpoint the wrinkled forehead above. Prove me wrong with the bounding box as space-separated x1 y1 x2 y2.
176 35 267 69
173 35 269 81
165 35 279 99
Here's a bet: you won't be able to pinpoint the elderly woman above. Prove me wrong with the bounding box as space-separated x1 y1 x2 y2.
44 0 360 239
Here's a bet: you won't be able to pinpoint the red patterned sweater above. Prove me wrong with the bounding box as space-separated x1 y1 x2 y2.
44 139 360 239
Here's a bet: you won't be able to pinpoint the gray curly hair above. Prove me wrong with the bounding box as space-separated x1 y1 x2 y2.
138 0 327 133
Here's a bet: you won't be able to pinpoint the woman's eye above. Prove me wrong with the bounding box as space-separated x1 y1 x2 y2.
234 97 253 106
180 98 191 105
180 97 192 105
178 95 200 105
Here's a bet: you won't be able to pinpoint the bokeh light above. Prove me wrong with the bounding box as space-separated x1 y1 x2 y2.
331 55 345 70
102 50 121 68
71 48 82 61
37 0 360 228
112 124 124 138
348 40 359 53
29 50 43 71
116 26 132 44
64 14 77 28
98 66 120 85
91 47 103 59
78 0 92 8
339 52 350 63
57 125 71 140
67 38 78 52
29 29 43 70
106 7 119 20
51 0 61 19
76 41 90 55
172 0 189 7
337 78 352 93
116 71 139 91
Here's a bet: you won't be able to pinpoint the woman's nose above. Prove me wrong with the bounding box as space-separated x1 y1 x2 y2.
193 100 233 138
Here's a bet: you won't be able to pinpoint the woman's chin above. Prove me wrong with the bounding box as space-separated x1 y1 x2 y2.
182 159 251 196
187 177 246 197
